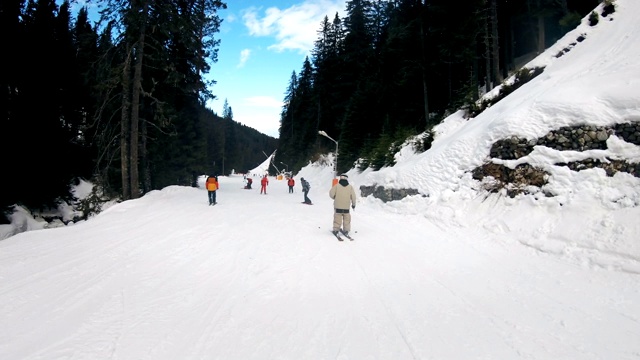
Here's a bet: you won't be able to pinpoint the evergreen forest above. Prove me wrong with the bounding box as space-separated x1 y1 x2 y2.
273 0 602 175
1 0 604 223
0 0 277 223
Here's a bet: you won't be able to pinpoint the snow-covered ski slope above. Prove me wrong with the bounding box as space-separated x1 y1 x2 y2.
1 0 640 358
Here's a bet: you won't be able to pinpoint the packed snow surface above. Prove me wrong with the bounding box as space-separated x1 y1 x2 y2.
1 0 640 359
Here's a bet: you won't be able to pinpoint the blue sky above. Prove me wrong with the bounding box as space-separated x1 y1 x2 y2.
207 0 347 137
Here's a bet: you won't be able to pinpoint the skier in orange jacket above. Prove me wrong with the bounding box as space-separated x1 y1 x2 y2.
205 175 219 205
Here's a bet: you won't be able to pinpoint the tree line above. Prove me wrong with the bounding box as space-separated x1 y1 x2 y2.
0 0 276 222
272 0 601 175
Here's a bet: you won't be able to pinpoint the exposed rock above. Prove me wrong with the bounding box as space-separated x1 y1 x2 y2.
359 185 423 203
473 121 639 197
472 163 549 198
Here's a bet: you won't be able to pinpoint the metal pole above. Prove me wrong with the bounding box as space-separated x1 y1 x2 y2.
318 131 338 178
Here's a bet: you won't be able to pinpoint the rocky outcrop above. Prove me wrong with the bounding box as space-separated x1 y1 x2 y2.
474 121 640 197
359 185 423 203
488 123 640 161
361 121 640 202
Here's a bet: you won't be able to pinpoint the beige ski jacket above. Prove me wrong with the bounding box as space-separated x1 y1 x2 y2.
329 181 357 210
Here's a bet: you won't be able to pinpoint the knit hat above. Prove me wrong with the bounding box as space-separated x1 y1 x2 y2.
340 174 348 179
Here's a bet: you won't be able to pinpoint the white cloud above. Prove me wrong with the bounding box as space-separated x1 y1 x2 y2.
205 95 283 137
225 13 237 23
219 12 237 34
234 108 281 138
214 95 283 137
237 49 251 68
243 95 283 109
238 96 283 137
242 0 345 54
243 6 278 36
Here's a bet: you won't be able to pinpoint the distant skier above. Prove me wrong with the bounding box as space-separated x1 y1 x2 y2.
245 177 253 189
329 174 357 237
287 176 295 193
301 177 312 204
205 175 219 205
260 175 269 194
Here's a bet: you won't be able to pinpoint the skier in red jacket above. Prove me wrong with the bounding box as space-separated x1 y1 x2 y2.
260 175 269 194
287 176 295 193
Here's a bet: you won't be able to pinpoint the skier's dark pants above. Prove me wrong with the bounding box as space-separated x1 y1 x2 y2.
208 191 217 204
303 190 311 203
288 186 294 193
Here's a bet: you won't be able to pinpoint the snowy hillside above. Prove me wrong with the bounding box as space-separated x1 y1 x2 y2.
362 0 640 270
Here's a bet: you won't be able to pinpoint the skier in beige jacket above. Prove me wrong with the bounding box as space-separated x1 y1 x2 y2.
329 174 357 237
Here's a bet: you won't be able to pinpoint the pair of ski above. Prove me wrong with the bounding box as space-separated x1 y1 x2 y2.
333 230 354 241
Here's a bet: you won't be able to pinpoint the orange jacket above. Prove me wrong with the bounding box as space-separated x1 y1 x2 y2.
206 176 219 191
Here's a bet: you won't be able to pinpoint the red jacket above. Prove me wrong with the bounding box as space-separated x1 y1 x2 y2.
261 176 269 185
287 178 295 186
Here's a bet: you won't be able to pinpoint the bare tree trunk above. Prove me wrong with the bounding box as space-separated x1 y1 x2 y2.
507 16 515 74
317 100 322 132
471 26 480 103
490 0 502 84
141 114 151 193
120 50 132 200
129 3 148 199
537 0 545 53
419 6 429 127
537 15 545 53
484 3 492 92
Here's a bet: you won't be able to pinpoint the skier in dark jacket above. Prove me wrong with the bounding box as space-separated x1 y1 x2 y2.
301 177 312 204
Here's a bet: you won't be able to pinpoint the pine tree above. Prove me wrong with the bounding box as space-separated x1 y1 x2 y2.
99 0 226 198
275 71 298 170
